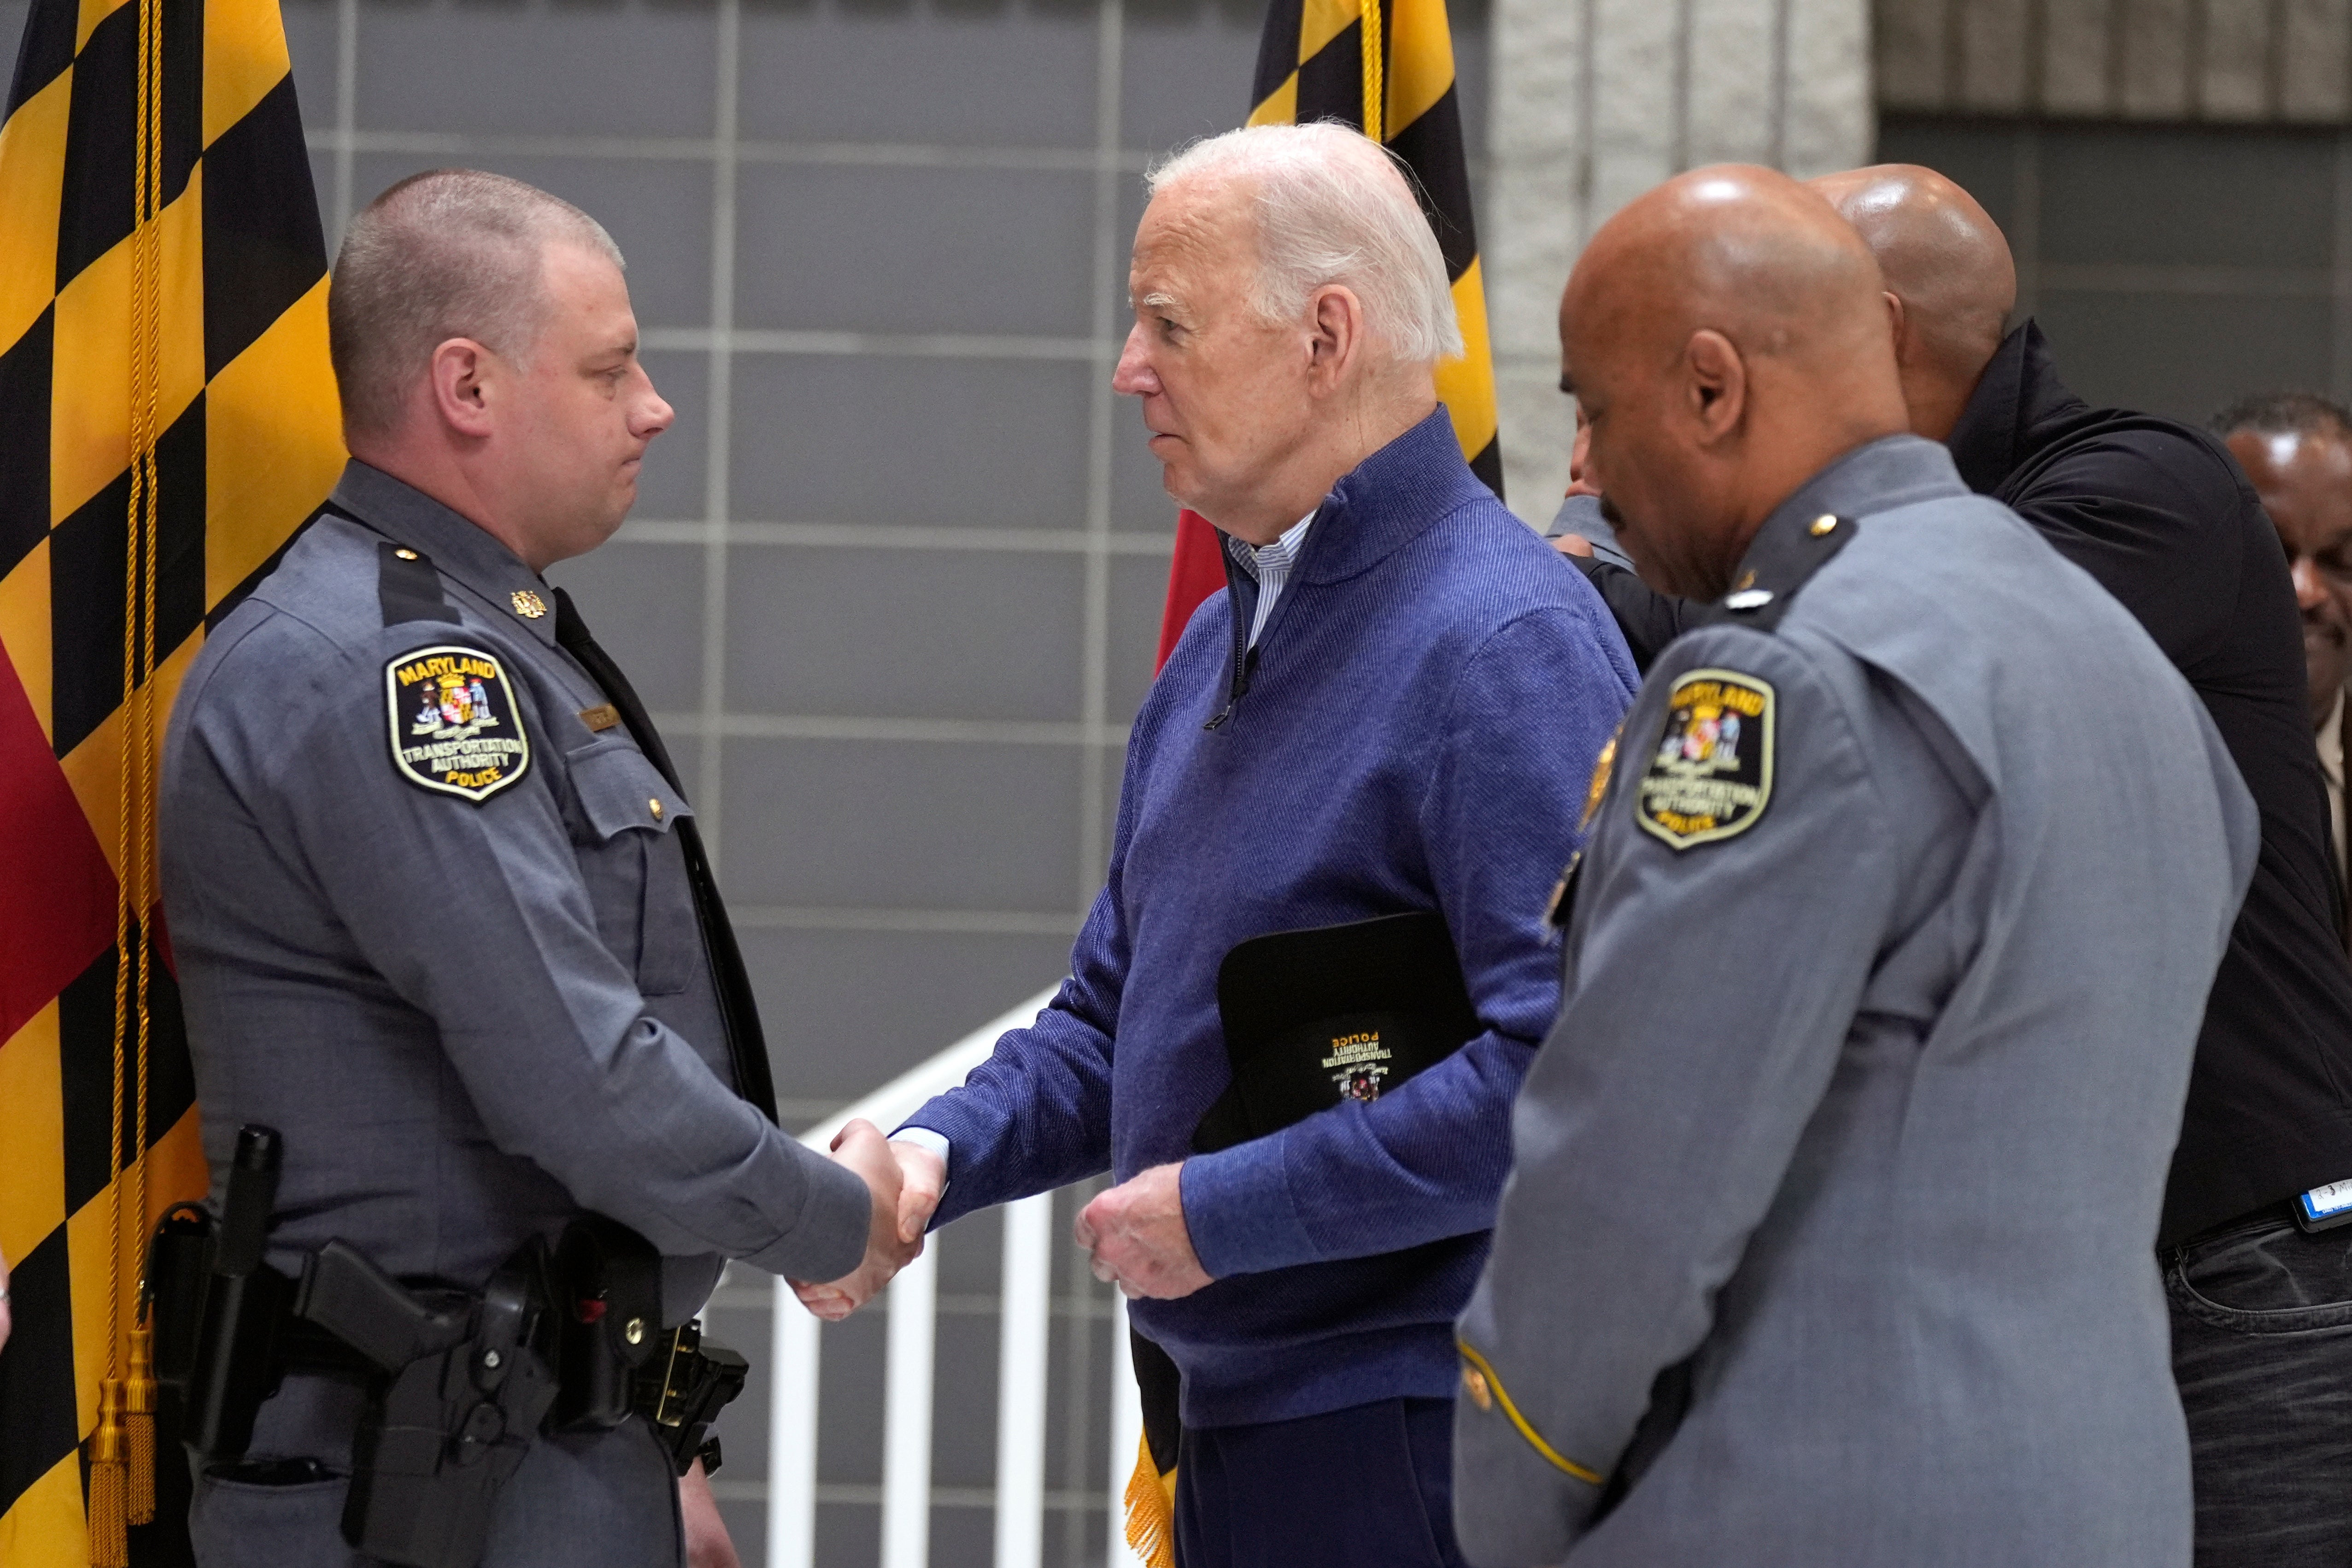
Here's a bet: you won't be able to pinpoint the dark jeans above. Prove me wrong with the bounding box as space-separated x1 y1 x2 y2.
1174 1396 1468 1568
2169 1212 2352 1568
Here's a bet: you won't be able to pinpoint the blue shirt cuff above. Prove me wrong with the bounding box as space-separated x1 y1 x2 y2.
1180 1135 1318 1279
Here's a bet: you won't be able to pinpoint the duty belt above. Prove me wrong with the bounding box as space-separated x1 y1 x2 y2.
146 1126 748 1568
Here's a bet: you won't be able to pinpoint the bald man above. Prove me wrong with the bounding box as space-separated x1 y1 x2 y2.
1454 167 2256 1567
1559 166 2352 1568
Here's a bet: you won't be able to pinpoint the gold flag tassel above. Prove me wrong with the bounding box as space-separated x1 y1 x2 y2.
89 1380 133 1568
125 1314 158 1524
1120 1430 1178 1568
94 0 168 1550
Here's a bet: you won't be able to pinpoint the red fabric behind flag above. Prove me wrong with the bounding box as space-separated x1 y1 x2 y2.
1154 508 1228 672
0 645 117 1045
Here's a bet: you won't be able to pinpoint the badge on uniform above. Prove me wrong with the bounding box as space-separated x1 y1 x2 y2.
385 644 532 803
1635 668 1774 849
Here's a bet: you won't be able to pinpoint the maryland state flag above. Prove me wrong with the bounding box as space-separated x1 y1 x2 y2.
1151 0 1501 672
0 0 341 1553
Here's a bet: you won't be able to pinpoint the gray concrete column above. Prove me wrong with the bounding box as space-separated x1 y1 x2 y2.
1485 0 1875 523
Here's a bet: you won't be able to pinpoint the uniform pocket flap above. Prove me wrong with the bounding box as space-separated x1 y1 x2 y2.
569 742 693 840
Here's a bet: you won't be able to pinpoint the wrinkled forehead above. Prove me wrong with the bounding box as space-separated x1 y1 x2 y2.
1129 177 1256 299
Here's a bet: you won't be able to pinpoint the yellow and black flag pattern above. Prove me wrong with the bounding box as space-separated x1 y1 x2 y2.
1249 0 1502 498
0 0 341 1553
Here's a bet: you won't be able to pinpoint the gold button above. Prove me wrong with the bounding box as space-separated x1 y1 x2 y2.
393 548 419 561
1809 514 1838 537
1462 1364 1493 1412
649 799 664 821
625 1317 645 1346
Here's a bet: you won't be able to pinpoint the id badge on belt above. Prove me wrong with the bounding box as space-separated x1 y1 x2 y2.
2295 1179 2352 1233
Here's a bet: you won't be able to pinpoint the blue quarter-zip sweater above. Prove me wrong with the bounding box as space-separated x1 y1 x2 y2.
904 409 1639 1427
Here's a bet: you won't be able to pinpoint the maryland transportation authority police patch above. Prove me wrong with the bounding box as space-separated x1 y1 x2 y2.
1636 668 1774 849
386 645 531 803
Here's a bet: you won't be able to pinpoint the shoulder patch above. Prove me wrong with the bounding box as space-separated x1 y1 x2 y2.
1635 668 1774 849
385 644 532 803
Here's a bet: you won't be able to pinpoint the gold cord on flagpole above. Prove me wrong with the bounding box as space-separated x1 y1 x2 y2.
96 0 166 1556
1360 0 1385 143
124 0 163 1515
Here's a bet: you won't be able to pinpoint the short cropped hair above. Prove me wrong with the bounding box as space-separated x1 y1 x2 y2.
1147 122 1463 365
328 170 624 439
2210 390 2352 441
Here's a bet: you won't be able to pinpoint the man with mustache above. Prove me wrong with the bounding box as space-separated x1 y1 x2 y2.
2217 396 2352 899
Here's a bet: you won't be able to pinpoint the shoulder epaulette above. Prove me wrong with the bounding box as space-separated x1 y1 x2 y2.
377 540 460 628
1689 511 1858 634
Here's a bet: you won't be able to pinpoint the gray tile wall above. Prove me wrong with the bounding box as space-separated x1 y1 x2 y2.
251 0 1486 1562
1878 116 2352 422
1877 0 2352 120
1483 0 1874 520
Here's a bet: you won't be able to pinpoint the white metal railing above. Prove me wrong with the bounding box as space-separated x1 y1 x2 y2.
768 985 1146 1568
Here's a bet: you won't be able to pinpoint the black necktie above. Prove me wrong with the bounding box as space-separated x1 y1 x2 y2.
553 587 781 1124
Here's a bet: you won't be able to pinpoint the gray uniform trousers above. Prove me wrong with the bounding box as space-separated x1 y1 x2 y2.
187 1377 683 1568
1454 436 2260 1568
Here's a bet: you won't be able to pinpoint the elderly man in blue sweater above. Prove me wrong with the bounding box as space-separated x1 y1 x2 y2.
797 122 1637 1565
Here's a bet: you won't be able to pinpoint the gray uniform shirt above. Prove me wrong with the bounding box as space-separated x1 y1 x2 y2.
1454 436 2258 1568
161 462 868 1322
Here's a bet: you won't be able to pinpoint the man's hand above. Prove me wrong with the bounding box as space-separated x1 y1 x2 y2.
1074 1163 1213 1300
680 1457 741 1568
1553 532 1595 558
792 1120 920 1321
891 1139 946 1246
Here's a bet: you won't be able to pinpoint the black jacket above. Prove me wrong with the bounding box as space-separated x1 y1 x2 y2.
1573 320 2352 1245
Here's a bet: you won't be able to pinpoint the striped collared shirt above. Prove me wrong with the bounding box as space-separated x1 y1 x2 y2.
1224 511 1317 648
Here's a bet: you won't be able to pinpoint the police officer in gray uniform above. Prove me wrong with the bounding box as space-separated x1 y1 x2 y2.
1451 169 2258 1566
160 171 904 1566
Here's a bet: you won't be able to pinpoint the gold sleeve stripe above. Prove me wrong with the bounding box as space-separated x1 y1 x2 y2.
1456 1341 1606 1486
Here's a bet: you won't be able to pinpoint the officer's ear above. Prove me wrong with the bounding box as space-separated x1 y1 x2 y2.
427 337 498 440
1682 329 1745 446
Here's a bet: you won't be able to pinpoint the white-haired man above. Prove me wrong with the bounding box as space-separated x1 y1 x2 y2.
796 123 1640 1564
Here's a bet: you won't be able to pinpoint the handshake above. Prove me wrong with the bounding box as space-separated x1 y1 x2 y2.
790 1121 1216 1320
790 1121 944 1321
